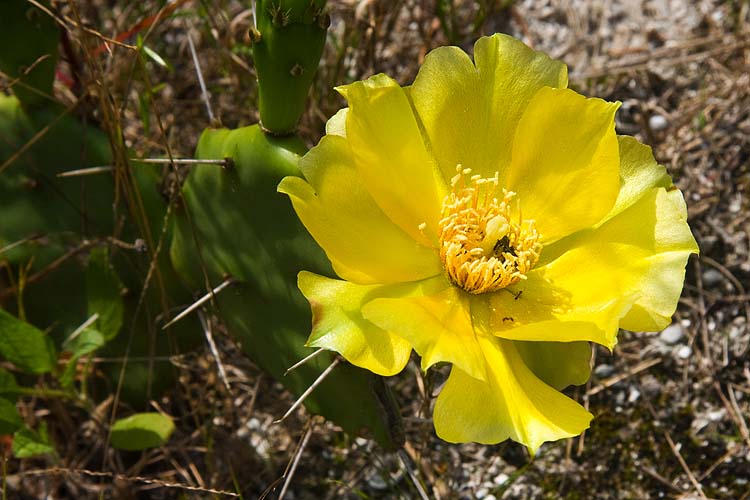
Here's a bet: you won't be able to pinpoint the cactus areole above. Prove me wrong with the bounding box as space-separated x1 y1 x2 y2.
251 0 329 135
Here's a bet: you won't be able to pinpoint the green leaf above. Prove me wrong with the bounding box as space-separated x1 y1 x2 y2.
64 328 106 358
0 308 57 374
0 368 19 397
0 397 22 435
60 328 106 388
110 413 175 451
12 424 55 458
143 45 170 70
86 248 124 341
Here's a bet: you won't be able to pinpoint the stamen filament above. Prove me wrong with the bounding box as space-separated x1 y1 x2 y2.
438 166 542 294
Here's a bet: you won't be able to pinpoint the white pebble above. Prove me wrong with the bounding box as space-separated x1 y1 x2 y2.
649 114 668 131
660 323 685 344
493 473 509 485
676 345 692 359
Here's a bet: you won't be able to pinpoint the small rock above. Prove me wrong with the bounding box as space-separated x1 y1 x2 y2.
649 114 669 131
709 409 726 421
660 323 685 344
702 269 723 288
493 473 509 486
676 345 692 359
355 437 369 447
628 387 641 403
594 363 615 378
365 470 388 491
729 195 742 213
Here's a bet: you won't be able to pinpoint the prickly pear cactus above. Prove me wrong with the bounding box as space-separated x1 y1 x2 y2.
170 125 402 448
251 0 329 134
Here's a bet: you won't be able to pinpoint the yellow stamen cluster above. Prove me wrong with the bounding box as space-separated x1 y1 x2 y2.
438 166 542 294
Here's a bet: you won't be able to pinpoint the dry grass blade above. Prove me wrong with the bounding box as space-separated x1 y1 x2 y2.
662 431 708 499
586 358 661 396
278 419 316 500
397 449 431 500
9 468 240 497
198 310 231 391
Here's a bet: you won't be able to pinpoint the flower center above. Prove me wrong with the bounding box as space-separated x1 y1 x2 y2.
437 166 542 294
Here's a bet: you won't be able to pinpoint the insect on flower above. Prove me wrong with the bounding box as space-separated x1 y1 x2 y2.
279 33 698 453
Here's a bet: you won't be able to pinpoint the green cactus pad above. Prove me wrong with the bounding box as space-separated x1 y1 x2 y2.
170 124 402 448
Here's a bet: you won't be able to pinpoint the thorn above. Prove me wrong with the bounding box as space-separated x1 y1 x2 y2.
162 277 236 330
130 157 230 166
198 311 231 391
186 25 215 122
278 419 315 500
65 313 100 345
284 348 325 376
56 165 114 177
274 358 341 424
58 158 230 177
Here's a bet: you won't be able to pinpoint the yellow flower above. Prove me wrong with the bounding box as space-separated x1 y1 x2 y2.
278 34 698 453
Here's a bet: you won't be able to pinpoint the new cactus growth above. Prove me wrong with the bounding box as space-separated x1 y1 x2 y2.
251 0 328 134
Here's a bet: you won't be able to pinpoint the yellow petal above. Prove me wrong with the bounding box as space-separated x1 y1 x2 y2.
515 341 592 390
325 108 347 137
619 189 699 331
278 135 442 285
410 34 568 183
337 74 444 245
298 271 412 376
489 186 698 347
506 87 621 243
362 282 487 381
595 135 672 228
433 335 592 454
